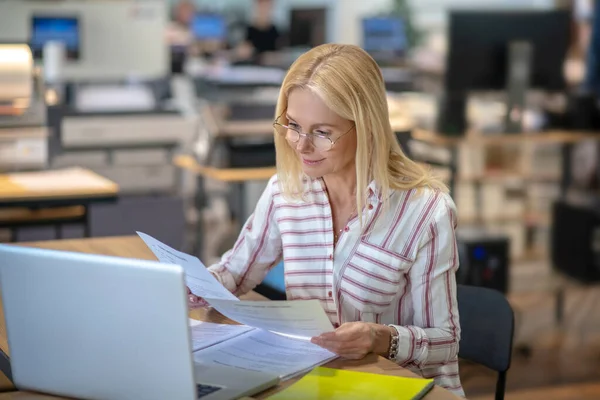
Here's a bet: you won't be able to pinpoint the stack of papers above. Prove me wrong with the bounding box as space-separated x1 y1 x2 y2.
138 232 338 380
189 321 337 380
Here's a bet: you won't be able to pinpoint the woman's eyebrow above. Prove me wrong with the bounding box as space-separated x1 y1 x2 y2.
285 114 337 129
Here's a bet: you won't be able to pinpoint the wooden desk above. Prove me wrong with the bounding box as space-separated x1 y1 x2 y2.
0 168 118 239
174 155 276 182
0 236 459 400
412 128 600 147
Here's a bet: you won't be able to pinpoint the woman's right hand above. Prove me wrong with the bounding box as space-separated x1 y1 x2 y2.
187 287 209 309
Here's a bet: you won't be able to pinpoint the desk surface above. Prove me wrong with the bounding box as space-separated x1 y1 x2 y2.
412 128 600 146
0 236 459 400
0 168 118 205
174 155 277 182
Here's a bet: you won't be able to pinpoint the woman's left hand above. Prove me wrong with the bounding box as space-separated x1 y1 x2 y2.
310 322 394 360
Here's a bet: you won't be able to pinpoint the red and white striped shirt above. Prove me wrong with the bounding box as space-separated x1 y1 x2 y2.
209 175 464 396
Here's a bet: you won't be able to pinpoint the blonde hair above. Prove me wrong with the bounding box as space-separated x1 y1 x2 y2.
274 44 447 227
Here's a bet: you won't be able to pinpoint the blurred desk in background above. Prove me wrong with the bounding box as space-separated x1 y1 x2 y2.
174 154 276 258
0 168 118 241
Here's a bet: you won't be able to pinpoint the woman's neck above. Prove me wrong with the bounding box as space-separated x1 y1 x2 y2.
322 171 356 209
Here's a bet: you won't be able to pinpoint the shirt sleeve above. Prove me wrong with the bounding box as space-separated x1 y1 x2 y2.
208 175 283 296
390 194 461 368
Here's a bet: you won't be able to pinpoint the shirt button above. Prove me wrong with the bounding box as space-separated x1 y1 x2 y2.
328 254 333 260
328 291 332 297
368 204 374 210
344 226 349 232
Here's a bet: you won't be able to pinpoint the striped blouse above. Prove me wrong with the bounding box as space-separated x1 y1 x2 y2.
208 175 464 396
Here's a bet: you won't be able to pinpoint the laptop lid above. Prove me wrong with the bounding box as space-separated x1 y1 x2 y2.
0 244 197 400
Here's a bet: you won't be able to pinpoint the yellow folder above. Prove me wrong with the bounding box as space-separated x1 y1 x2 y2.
267 367 435 400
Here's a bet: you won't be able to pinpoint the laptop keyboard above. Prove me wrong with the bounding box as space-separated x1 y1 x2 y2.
197 383 221 398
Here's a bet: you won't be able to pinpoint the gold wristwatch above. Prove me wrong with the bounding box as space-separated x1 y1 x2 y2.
387 325 400 361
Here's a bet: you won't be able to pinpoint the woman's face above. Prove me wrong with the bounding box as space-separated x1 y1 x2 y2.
284 88 356 179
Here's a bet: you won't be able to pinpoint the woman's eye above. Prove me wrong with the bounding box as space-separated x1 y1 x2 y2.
288 122 300 129
315 130 330 137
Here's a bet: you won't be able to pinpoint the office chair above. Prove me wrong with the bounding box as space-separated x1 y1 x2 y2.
457 284 514 400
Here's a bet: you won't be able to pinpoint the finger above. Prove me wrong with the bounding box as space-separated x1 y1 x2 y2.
318 326 360 342
188 294 208 308
313 338 360 354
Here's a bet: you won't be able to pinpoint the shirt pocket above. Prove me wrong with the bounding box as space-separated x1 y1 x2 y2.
339 240 412 314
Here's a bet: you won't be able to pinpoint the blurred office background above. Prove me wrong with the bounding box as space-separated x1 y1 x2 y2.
0 0 599 398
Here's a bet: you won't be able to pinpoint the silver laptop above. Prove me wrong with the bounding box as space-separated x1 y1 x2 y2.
0 244 279 400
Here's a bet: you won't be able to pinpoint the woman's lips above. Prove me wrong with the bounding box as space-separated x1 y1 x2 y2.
302 158 325 166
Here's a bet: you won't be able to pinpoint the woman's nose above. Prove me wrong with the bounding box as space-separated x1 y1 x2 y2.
296 135 313 153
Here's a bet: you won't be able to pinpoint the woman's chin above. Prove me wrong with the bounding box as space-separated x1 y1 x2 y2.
301 167 325 179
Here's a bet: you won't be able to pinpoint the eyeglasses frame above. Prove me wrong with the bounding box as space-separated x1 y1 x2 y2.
273 114 355 152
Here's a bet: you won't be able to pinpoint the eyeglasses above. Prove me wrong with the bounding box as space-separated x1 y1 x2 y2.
273 114 354 152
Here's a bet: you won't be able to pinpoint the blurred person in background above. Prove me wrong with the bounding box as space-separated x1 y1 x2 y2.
166 0 196 47
173 0 196 27
165 0 197 73
235 0 282 63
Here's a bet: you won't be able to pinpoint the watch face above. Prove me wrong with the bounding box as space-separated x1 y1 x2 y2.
571 140 599 189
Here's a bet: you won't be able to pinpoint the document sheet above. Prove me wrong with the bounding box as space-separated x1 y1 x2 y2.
193 328 337 380
137 232 238 301
188 320 254 351
207 298 334 339
139 233 334 339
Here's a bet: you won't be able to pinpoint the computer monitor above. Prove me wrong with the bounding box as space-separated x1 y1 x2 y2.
289 8 326 48
362 17 407 60
439 10 571 134
30 15 80 60
190 13 226 41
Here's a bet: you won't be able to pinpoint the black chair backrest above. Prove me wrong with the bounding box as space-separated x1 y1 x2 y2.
457 284 514 373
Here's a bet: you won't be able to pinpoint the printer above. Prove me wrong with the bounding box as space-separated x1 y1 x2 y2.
49 79 198 195
0 44 48 172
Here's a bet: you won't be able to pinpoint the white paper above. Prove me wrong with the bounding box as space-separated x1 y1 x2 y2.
136 232 238 301
189 320 255 351
193 329 337 380
205 299 334 339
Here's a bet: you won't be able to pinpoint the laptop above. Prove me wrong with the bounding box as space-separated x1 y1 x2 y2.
0 244 279 400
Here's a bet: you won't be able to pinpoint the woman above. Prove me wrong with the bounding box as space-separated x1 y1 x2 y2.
190 43 464 396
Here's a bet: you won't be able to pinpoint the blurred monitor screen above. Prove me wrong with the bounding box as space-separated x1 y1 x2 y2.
362 17 406 57
30 15 80 60
191 14 226 40
445 10 571 92
290 8 327 48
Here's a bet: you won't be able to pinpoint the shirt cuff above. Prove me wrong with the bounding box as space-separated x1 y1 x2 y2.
208 265 238 294
388 324 417 364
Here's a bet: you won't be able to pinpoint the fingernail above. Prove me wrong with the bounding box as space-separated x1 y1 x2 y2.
189 295 196 303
